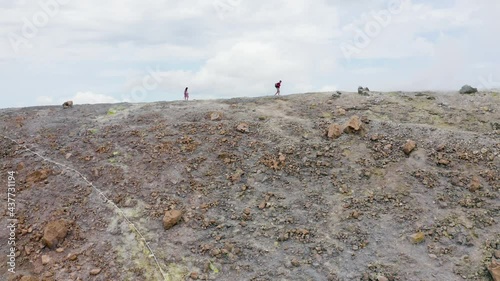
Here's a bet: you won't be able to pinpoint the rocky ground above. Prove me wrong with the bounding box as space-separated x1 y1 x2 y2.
0 90 499 281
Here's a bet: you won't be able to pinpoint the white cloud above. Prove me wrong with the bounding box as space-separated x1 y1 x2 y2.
66 92 119 105
36 95 54 105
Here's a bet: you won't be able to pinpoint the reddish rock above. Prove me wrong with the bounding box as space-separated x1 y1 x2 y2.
209 112 223 121
343 116 362 133
236 123 249 133
27 169 51 183
190 272 199 280
327 123 343 139
489 259 500 281
41 255 51 265
163 210 182 230
42 220 69 249
20 276 39 281
402 140 416 155
469 176 481 192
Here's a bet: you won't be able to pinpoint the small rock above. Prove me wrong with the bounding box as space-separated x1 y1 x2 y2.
437 159 450 166
409 232 425 244
377 276 389 281
41 255 51 265
352 211 361 219
20 276 39 281
459 85 478 94
236 123 249 133
163 210 182 230
291 258 300 267
337 108 346 115
62 100 73 108
344 116 363 133
258 201 266 209
67 253 78 261
55 248 65 253
488 259 500 281
42 220 69 249
90 268 102 275
494 250 500 259
327 123 343 139
209 112 223 121
190 272 199 280
402 140 416 155
469 176 481 192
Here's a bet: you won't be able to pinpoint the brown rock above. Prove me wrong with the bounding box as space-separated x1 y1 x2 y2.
291 258 300 267
343 116 362 133
190 272 199 280
352 211 361 219
236 123 249 133
62 100 73 108
42 220 69 249
402 140 416 155
41 255 51 265
377 276 389 281
258 201 266 209
163 210 182 230
27 169 52 184
230 169 244 183
337 108 346 116
409 232 425 244
209 112 223 121
469 176 481 192
494 251 500 259
90 268 102 275
489 259 500 281
437 159 450 165
20 276 39 281
67 253 78 261
327 123 343 139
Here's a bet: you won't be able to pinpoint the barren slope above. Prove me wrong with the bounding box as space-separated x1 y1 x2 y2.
1 91 499 281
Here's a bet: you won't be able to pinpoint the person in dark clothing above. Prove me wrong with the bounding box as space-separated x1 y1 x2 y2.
184 87 189 101
274 80 282 96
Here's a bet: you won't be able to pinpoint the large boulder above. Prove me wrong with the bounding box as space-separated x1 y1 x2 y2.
163 210 182 230
326 123 343 139
358 86 370 96
343 115 363 133
459 85 478 94
42 220 69 249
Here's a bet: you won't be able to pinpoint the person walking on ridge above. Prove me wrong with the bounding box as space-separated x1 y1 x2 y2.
184 87 189 101
275 80 282 96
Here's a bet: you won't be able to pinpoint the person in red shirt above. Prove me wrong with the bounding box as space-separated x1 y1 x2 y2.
184 87 189 101
274 80 282 96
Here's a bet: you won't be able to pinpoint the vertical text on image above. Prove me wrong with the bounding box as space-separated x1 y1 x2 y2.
7 171 17 274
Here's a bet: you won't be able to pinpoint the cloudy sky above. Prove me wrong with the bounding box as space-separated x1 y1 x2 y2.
0 0 499 108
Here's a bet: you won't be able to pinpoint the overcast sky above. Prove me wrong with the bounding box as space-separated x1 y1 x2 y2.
1 0 499 108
